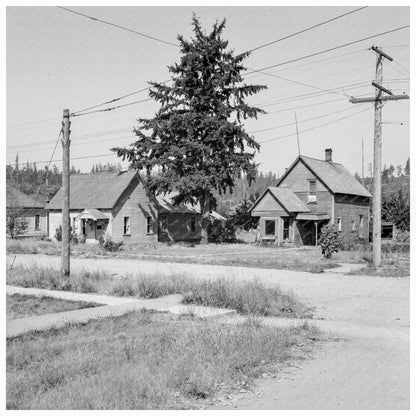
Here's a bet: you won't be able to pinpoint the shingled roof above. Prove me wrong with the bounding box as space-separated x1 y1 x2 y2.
268 187 310 212
47 171 137 210
6 185 45 208
277 156 372 198
249 186 309 214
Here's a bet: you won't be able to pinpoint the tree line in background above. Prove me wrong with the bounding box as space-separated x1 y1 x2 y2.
6 154 124 200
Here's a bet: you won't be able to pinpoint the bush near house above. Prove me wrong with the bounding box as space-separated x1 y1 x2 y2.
318 225 343 259
208 219 237 243
6 206 29 239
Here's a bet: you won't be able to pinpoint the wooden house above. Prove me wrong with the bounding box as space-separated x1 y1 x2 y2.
46 170 224 244
6 185 47 236
250 149 372 246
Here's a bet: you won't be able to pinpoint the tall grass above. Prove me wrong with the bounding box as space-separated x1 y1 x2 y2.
7 264 312 318
182 279 312 318
7 311 320 409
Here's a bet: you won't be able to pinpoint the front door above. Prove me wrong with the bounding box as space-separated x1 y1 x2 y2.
95 220 107 241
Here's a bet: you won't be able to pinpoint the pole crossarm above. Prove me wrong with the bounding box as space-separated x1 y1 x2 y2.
372 81 393 95
350 94 409 103
371 46 393 61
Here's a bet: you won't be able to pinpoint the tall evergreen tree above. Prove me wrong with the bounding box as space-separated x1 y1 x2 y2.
113 15 266 243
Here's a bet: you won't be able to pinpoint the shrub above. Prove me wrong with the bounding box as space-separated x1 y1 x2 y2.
208 218 236 243
99 236 124 252
318 225 342 259
55 226 62 242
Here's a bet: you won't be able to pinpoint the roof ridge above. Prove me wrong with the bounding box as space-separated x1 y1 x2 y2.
300 155 342 165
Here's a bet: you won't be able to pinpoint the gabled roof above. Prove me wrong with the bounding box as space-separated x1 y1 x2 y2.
277 155 372 198
156 192 200 214
47 171 137 210
6 185 45 208
250 186 309 214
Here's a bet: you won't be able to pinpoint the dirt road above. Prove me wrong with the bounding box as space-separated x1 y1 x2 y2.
7 254 410 409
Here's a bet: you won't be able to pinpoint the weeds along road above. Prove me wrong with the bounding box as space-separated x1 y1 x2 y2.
8 254 410 409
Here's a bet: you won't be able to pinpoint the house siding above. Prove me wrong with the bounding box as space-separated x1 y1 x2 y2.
333 194 370 243
22 208 47 236
111 177 159 244
279 160 334 216
158 213 202 242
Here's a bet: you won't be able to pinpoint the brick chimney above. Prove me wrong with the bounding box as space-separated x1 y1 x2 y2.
325 148 332 162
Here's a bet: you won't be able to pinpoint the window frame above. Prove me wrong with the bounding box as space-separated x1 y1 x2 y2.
351 220 357 232
358 215 364 238
308 180 317 203
190 216 196 233
123 216 131 236
146 216 153 235
337 217 342 232
264 219 276 236
283 217 290 241
34 214 40 231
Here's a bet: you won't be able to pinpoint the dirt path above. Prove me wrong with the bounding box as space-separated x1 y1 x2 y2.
7 254 410 409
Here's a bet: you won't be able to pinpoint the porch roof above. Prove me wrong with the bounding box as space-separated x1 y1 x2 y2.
296 213 330 221
76 208 109 221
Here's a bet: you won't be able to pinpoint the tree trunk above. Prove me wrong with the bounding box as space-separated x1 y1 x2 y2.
200 189 211 245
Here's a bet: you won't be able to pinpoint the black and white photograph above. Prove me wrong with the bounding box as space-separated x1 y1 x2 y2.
3 2 413 411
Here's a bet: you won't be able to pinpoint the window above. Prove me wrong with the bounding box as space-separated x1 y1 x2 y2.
71 217 77 233
308 180 317 203
124 216 131 235
146 216 153 235
265 220 275 236
160 216 168 232
359 215 364 238
34 214 40 231
337 217 342 232
351 220 357 232
190 216 196 233
283 218 290 240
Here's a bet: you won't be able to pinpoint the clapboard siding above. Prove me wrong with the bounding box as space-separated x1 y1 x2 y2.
158 213 201 242
111 177 158 244
279 160 328 192
334 194 370 243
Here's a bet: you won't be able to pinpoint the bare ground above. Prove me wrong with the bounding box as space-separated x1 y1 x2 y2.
7 254 410 410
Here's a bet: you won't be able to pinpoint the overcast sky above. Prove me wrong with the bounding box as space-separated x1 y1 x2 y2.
6 5 410 177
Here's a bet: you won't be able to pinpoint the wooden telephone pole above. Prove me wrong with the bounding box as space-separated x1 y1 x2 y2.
350 46 409 267
61 109 71 276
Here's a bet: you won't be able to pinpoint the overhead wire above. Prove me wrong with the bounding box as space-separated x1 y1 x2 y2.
259 106 371 144
57 6 178 47
246 6 368 53
245 25 410 75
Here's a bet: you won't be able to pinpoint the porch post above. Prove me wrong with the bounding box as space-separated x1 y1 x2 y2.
315 221 318 246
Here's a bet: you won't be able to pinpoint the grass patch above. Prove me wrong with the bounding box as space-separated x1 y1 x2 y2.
6 294 102 320
348 252 410 277
182 279 312 318
6 311 320 409
7 239 61 256
7 264 312 318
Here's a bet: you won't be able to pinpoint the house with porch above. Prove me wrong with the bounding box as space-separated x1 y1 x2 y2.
46 170 224 244
6 185 47 236
250 149 372 246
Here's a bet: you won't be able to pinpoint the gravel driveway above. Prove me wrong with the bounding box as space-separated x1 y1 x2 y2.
7 254 410 409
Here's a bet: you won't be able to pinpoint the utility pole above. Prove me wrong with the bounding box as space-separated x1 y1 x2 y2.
350 46 409 267
61 109 71 276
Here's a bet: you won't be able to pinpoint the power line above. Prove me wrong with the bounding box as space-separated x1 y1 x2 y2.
12 152 117 168
11 135 136 155
246 25 410 75
71 97 153 117
248 105 364 134
7 128 132 150
247 6 368 53
57 6 178 48
259 106 371 144
246 48 368 79
247 67 350 98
